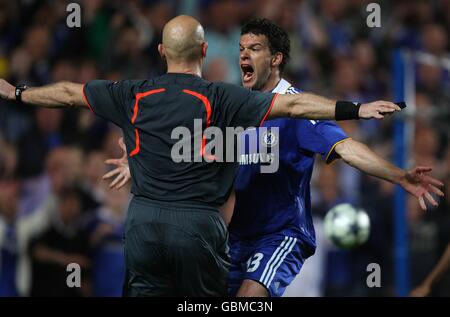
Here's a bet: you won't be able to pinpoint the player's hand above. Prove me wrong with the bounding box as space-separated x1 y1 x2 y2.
410 284 431 297
103 137 131 190
358 101 401 119
0 79 16 101
400 166 444 211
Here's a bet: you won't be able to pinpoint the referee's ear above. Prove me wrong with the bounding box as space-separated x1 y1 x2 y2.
158 44 166 60
201 42 208 59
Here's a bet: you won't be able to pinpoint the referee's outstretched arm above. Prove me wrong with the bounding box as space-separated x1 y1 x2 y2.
0 78 401 122
0 80 87 109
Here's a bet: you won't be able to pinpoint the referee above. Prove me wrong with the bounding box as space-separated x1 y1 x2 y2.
0 15 401 296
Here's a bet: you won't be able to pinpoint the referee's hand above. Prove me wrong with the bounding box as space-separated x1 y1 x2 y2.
359 101 401 119
0 79 16 101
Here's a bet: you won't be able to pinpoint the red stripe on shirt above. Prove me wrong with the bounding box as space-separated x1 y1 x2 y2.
260 93 279 127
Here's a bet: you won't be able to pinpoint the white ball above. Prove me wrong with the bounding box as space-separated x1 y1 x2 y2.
324 203 370 249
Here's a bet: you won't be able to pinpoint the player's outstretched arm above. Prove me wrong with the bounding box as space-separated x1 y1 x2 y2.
268 93 401 121
0 79 89 109
410 242 450 297
334 139 444 210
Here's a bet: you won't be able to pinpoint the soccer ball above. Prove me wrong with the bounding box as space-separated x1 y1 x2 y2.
324 203 370 249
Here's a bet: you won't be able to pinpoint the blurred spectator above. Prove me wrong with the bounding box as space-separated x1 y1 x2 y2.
0 176 20 296
312 163 356 296
0 176 55 297
413 125 440 170
16 108 65 179
0 1 20 54
201 0 243 83
0 140 17 179
11 25 52 85
87 186 129 297
408 195 440 290
81 151 108 204
104 26 152 78
204 57 229 82
421 23 448 57
29 186 92 297
18 146 85 218
145 0 175 76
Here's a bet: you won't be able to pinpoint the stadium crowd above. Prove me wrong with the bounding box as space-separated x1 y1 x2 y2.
0 0 449 296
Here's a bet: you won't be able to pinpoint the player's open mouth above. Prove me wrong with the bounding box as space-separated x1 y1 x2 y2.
241 64 254 82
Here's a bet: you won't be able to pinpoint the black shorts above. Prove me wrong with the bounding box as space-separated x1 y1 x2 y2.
123 196 230 297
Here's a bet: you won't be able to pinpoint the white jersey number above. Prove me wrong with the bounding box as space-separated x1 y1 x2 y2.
246 253 264 272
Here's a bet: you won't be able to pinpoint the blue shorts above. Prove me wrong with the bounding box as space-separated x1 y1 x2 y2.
228 233 310 297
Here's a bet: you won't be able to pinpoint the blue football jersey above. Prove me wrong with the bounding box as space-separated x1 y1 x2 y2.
229 79 349 252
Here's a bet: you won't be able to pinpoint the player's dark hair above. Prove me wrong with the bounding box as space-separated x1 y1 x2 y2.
241 18 291 74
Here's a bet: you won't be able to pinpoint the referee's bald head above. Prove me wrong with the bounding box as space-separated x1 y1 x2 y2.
159 15 207 64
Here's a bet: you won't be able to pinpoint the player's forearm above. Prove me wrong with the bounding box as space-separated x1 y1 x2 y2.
423 243 450 287
269 94 401 121
335 139 405 184
21 82 88 109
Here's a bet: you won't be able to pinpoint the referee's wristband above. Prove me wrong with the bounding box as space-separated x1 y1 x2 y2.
335 101 361 121
15 84 28 104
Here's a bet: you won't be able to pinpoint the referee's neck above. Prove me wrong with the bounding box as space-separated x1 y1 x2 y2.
166 64 202 78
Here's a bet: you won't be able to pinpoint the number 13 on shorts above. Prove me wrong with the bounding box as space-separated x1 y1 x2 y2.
246 253 264 272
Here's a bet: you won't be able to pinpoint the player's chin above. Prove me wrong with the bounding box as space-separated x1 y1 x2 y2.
241 76 257 90
242 82 252 89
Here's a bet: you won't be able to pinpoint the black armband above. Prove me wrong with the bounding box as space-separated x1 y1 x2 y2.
335 101 361 121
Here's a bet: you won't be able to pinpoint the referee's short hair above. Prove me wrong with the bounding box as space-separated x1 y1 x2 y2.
241 18 291 74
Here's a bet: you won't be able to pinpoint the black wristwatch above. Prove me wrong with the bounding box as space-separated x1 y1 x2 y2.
15 84 28 103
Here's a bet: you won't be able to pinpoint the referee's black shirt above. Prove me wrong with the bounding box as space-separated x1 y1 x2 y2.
83 73 276 208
